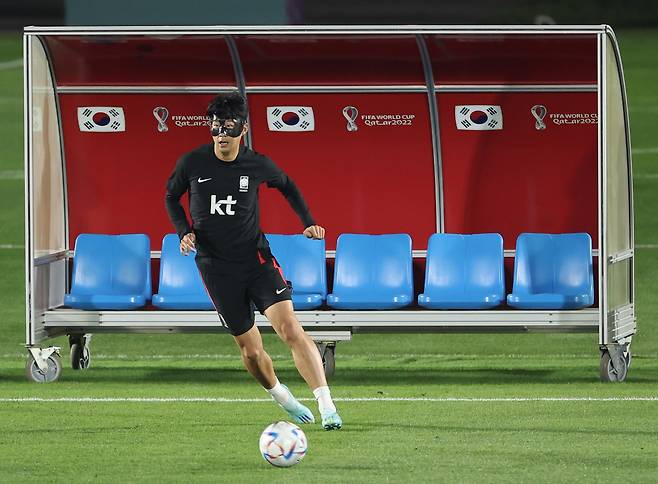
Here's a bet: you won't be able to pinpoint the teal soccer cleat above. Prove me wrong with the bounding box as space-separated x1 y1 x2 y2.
276 385 315 424
321 411 343 431
284 400 315 425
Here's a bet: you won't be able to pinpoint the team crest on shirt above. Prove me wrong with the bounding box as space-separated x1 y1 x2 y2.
239 176 249 192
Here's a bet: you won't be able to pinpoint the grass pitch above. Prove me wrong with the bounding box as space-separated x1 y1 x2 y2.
0 30 657 483
0 354 657 483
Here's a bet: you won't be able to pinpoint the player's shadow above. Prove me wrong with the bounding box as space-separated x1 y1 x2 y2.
329 367 583 385
60 366 259 385
32 364 654 386
3 358 656 385
346 422 658 439
51 366 557 385
0 366 261 384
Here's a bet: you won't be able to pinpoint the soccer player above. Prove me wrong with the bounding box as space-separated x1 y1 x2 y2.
165 92 342 430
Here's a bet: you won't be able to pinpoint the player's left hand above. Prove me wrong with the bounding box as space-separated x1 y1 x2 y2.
303 225 325 239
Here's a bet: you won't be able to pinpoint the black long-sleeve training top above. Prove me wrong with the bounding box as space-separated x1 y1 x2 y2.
165 144 316 261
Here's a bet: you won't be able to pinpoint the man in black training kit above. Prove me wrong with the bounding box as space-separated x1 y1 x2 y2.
165 92 342 430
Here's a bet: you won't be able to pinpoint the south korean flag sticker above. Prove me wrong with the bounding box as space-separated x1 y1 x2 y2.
455 105 503 130
267 106 315 132
77 107 126 132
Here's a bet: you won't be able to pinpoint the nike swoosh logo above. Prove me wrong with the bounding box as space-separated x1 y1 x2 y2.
198 177 212 183
276 288 286 295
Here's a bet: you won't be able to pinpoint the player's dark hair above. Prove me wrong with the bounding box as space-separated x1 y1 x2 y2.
206 92 248 121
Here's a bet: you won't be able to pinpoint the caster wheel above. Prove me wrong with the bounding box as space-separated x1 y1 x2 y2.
70 342 91 370
26 353 62 383
600 351 628 382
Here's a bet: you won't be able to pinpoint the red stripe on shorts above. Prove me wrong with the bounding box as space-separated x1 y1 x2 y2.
272 257 286 281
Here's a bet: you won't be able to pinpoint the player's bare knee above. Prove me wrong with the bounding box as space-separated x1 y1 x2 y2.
241 345 264 363
278 321 304 347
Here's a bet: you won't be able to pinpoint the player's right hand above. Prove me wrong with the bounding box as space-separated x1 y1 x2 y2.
180 232 196 255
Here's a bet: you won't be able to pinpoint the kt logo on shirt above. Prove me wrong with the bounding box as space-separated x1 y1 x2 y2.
210 195 236 215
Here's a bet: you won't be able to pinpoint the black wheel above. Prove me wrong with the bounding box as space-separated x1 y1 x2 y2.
600 351 628 382
316 343 336 379
26 353 62 383
70 342 91 370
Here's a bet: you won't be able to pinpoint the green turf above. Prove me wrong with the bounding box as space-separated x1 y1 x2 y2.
0 29 657 483
1 398 655 484
0 34 23 173
1 356 657 483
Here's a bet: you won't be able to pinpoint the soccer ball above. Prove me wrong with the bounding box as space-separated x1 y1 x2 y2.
259 421 308 467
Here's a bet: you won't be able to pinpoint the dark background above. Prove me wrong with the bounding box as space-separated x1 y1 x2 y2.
2 0 657 29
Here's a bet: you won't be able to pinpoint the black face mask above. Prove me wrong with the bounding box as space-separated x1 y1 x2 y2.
210 117 245 137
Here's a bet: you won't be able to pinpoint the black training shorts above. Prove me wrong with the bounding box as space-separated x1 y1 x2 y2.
195 248 292 336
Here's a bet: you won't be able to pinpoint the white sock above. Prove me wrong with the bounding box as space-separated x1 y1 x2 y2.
266 379 297 412
313 386 336 415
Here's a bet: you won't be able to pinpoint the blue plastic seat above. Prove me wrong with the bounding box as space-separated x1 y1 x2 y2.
64 234 151 310
327 234 413 310
507 233 594 309
418 233 505 309
152 234 215 310
266 234 327 310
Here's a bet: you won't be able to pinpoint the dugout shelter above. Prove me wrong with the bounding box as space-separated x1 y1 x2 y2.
23 25 634 382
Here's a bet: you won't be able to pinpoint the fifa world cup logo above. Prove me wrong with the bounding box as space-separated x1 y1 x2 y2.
342 106 359 132
531 105 547 130
153 107 169 133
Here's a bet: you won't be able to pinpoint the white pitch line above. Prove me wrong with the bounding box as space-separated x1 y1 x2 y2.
636 244 658 249
0 170 23 180
90 353 596 360
633 147 658 155
0 244 24 249
0 59 22 70
335 397 658 402
629 107 658 113
86 352 606 360
0 397 657 403
0 352 611 360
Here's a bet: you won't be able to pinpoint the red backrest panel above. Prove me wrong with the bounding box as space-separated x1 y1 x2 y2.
248 93 437 250
60 92 597 252
60 92 437 251
60 94 216 248
438 91 598 248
